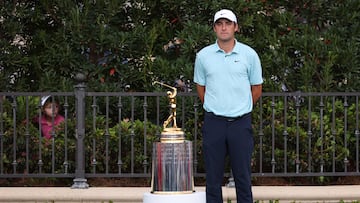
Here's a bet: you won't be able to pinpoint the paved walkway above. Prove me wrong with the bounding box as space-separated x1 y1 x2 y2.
0 185 360 203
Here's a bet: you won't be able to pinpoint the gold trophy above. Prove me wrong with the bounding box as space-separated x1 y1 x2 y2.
152 81 185 143
150 81 194 194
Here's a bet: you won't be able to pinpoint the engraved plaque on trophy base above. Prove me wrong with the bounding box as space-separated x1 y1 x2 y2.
151 140 194 194
160 128 185 143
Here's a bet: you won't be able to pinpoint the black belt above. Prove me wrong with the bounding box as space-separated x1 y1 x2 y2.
205 111 250 122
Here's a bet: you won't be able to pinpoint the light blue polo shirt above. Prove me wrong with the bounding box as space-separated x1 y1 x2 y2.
194 40 263 117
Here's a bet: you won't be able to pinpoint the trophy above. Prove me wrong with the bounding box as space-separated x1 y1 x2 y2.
150 81 194 194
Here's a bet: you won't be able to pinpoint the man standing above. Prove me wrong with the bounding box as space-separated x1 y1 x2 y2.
193 9 263 203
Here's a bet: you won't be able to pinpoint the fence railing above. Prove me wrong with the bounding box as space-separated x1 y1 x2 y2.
1 76 360 188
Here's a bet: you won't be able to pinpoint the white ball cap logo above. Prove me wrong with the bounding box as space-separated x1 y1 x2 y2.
214 9 237 23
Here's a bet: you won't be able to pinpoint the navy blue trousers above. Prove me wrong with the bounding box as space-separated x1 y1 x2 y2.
202 112 254 203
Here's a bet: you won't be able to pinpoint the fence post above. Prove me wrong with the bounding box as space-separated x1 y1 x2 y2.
71 73 89 189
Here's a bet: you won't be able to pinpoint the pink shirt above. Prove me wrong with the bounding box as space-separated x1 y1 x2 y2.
40 115 65 139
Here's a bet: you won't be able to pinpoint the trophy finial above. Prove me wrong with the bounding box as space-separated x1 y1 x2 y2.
153 81 184 143
153 81 178 129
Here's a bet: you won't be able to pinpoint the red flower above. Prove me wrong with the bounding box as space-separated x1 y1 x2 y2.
109 68 115 76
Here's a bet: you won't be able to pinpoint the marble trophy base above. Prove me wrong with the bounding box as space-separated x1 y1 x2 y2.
143 191 206 203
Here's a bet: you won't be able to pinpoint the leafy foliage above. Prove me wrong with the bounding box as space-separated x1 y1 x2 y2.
1 0 359 92
0 96 161 174
252 95 360 179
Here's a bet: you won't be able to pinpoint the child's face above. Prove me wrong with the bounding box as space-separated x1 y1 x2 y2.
43 102 59 117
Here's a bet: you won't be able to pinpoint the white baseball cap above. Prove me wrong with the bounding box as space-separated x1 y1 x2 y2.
41 95 51 106
214 9 237 23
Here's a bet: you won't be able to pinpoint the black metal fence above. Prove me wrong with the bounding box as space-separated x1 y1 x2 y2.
1 77 360 188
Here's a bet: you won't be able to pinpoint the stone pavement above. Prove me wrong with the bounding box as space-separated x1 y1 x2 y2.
0 185 360 203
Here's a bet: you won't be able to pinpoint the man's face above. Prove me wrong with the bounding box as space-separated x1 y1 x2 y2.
213 18 238 42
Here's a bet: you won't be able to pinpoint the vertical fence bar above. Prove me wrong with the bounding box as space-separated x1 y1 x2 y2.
37 97 43 173
63 96 69 174
343 96 349 172
25 96 30 173
143 96 149 173
307 96 313 173
105 96 110 174
283 95 288 173
0 96 3 174
51 95 56 174
295 93 301 173
11 96 17 173
71 73 89 189
356 96 359 173
130 96 135 174
319 96 324 173
91 96 97 173
258 97 264 174
193 98 199 173
271 96 276 173
331 96 336 172
156 96 161 139
117 96 123 173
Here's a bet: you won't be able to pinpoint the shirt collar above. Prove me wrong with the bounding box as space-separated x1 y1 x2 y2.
214 39 239 54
